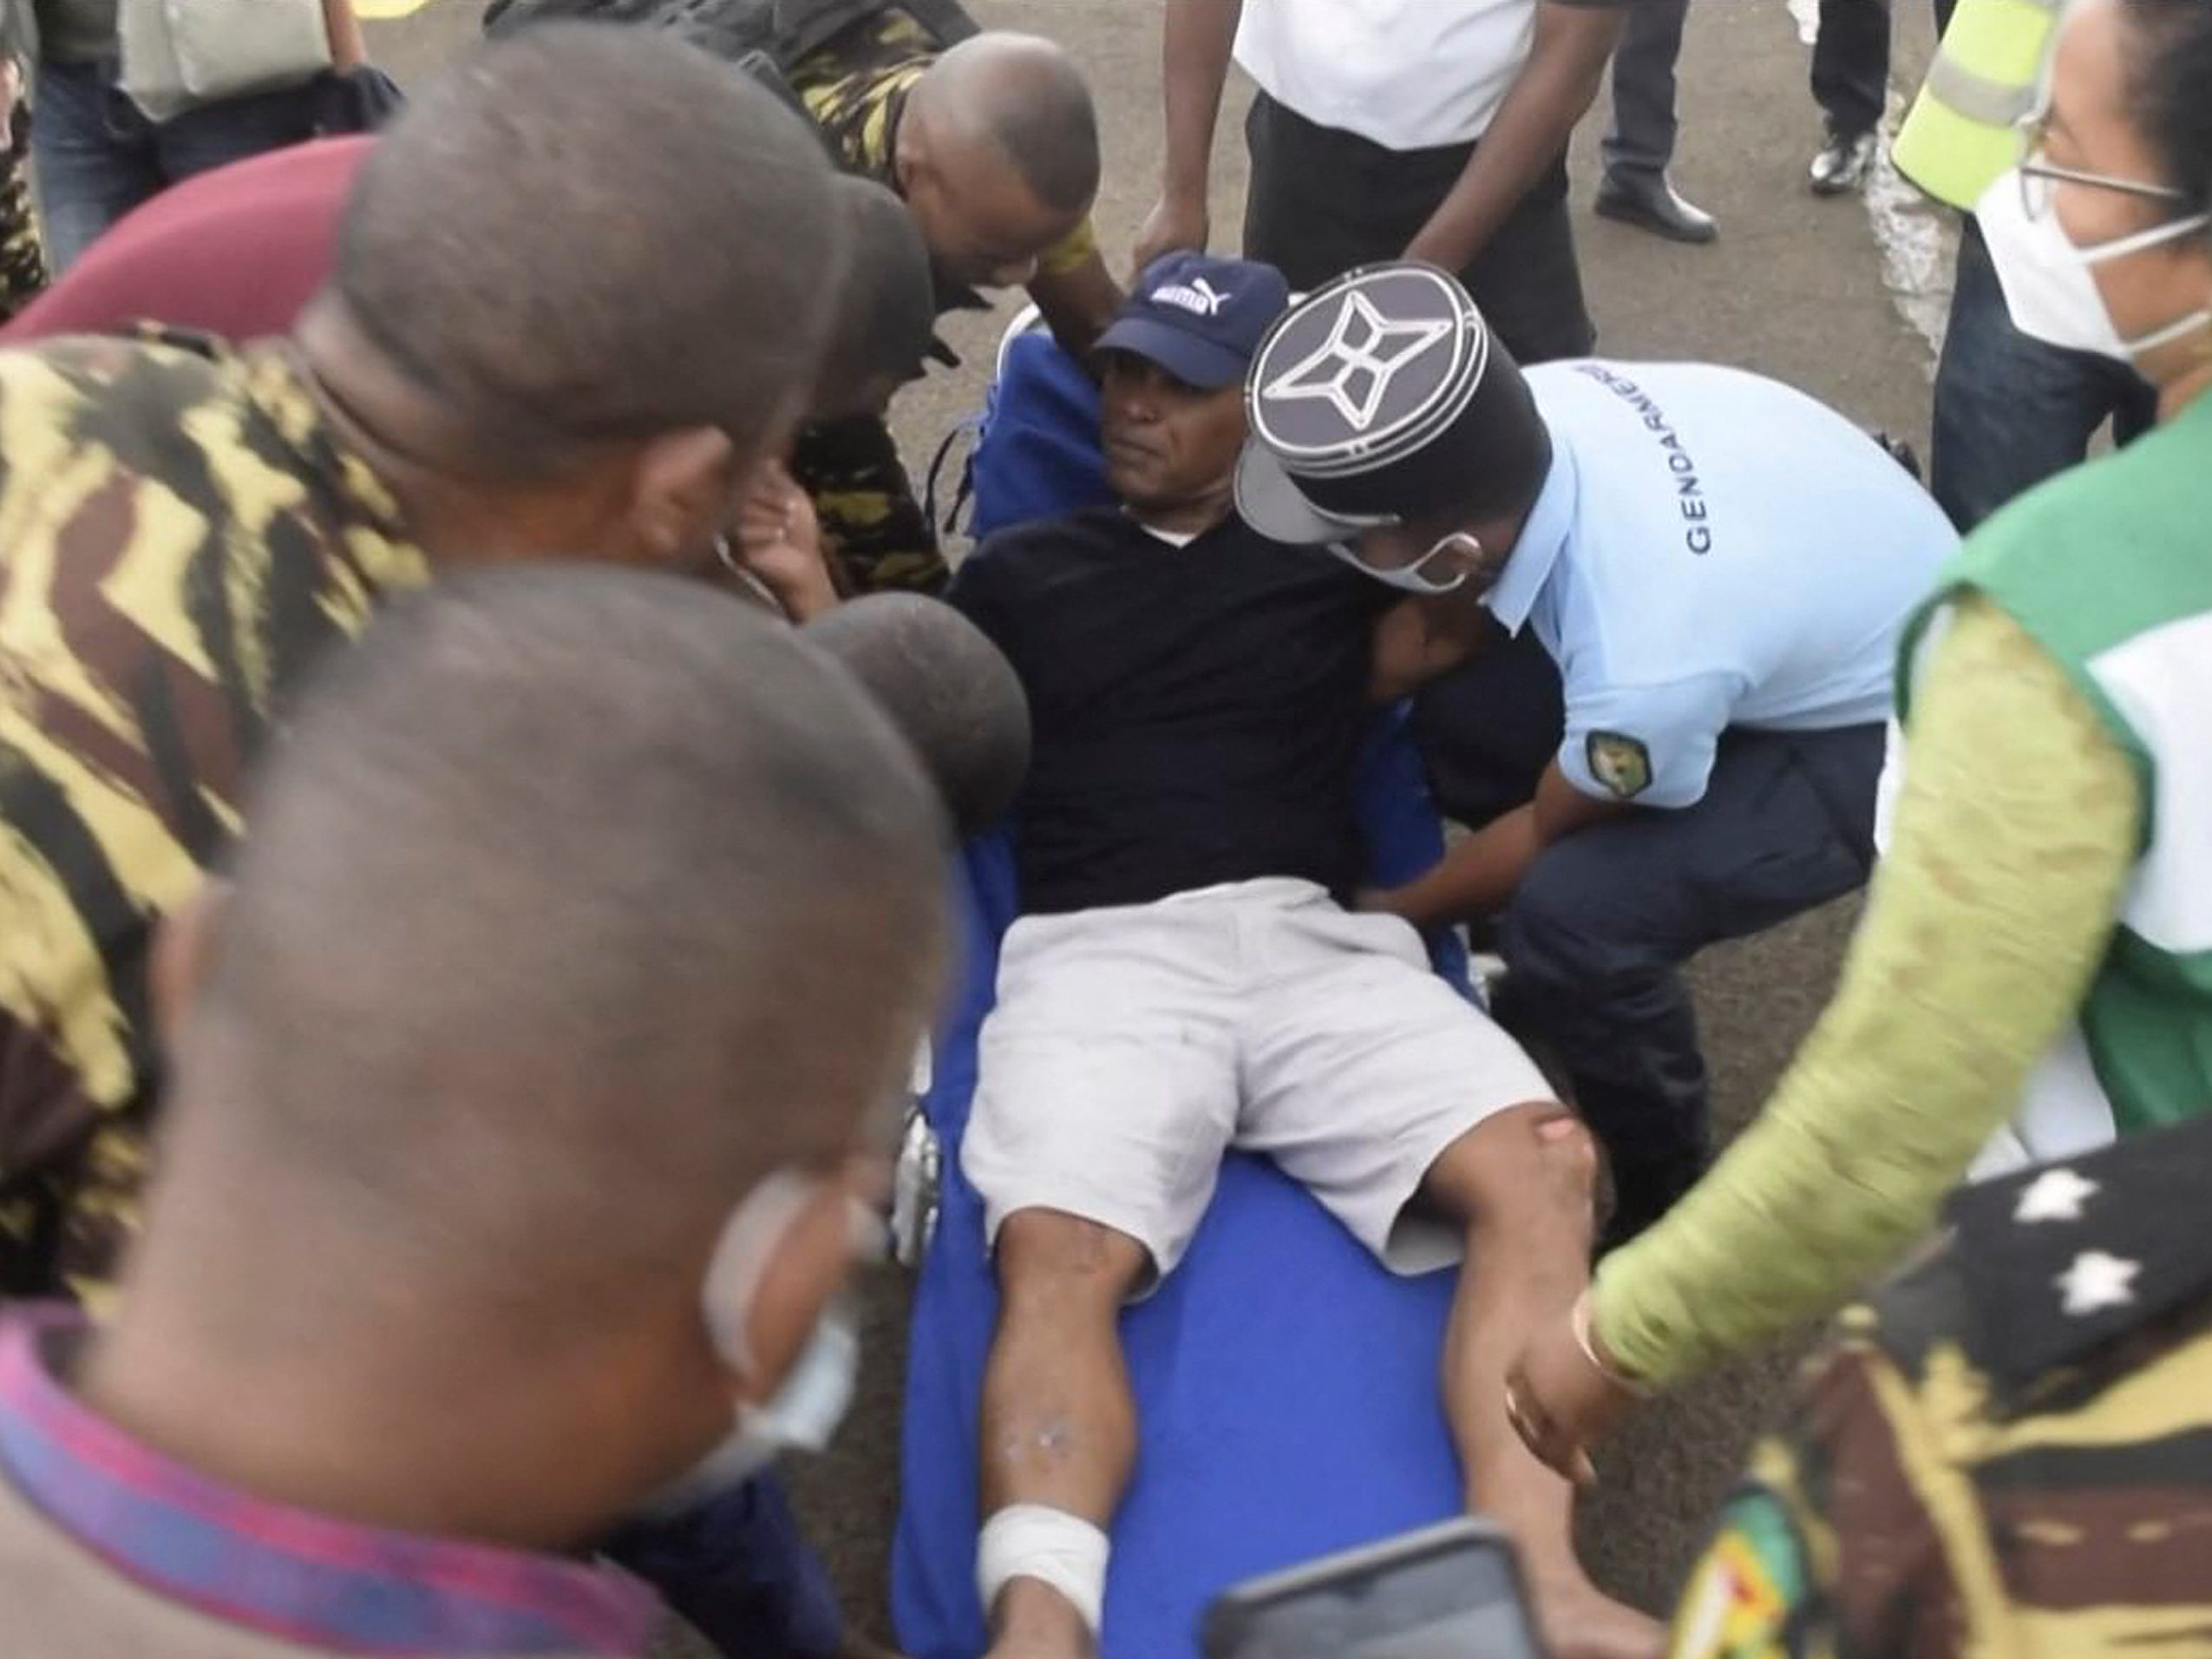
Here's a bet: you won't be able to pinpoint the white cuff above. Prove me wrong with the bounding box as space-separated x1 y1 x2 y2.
977 1504 1111 1637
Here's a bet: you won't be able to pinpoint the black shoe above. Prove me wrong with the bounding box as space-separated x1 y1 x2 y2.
1594 175 1718 245
1809 128 1878 195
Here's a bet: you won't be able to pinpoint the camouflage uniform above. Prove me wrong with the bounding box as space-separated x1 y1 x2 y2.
1670 1118 2212 1659
786 6 1097 596
0 99 43 321
0 334 429 1306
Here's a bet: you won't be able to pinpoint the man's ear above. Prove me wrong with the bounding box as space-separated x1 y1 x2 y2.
626 425 744 573
150 878 231 1050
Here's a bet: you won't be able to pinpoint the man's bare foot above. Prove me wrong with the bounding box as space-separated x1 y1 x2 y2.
982 1577 1098 1659
1529 1573 1665 1659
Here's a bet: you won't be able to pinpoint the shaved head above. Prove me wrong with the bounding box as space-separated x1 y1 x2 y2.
914 33 1100 217
334 23 847 477
814 176 936 418
172 570 947 1308
897 32 1099 292
805 594 1031 838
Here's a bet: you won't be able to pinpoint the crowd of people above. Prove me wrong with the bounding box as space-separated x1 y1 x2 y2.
0 0 2204 1657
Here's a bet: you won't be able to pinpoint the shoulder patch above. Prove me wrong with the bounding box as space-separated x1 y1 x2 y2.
1668 1488 1810 1659
1587 731 1653 800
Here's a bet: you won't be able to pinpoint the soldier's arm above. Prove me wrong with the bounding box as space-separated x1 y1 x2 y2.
1026 242 1123 361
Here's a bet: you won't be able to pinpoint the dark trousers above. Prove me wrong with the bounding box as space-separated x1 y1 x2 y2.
32 58 322 272
601 1473 847 1659
1602 0 1693 185
1810 0 1892 141
1443 701 1883 1218
1930 217 2159 533
1241 91 1597 366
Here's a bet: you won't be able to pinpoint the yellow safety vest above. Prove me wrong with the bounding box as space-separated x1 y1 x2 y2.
1892 0 2062 211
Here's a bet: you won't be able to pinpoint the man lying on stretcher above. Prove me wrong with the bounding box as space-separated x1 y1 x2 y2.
942 255 1659 1659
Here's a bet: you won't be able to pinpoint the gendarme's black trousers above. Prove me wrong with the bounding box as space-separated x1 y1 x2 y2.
1423 669 1885 1230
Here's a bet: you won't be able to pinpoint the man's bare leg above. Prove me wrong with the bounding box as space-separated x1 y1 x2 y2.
1419 1105 1663 1659
978 1208 1150 1659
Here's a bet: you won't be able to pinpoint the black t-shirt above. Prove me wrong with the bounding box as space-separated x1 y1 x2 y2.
948 508 1397 915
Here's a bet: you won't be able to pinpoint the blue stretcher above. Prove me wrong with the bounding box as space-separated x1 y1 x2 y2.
892 331 1472 1659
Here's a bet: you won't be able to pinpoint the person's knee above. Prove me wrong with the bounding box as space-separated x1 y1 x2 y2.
1496 856 1619 991
995 1209 1149 1314
1423 1104 1599 1237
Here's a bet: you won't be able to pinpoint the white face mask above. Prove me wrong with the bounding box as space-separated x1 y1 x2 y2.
1327 531 1482 595
633 1171 866 1519
1977 167 2211 363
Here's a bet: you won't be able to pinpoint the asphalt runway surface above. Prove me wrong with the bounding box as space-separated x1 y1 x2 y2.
371 0 1950 1639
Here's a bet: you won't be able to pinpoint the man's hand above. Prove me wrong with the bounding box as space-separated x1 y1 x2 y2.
1140 0 1240 280
1352 884 1413 920
1401 0 1625 273
1131 192 1209 279
1504 1303 1635 1486
732 461 840 622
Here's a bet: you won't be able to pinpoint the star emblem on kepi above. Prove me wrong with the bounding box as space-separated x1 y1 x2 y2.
1260 291 1454 434
2013 1167 2099 1225
2056 1249 2140 1317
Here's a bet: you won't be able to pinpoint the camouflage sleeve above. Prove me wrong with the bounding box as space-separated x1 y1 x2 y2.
0 102 48 323
1037 215 1100 280
789 414 948 596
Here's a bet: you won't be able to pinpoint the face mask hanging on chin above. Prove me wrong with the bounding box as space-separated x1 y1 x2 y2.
631 1170 866 1522
631 1301 862 1520
1976 170 2212 364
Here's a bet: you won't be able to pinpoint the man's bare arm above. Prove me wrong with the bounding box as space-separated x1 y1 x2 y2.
1028 250 1125 359
1131 0 1245 272
1402 0 1626 272
323 0 368 68
1367 762 1626 927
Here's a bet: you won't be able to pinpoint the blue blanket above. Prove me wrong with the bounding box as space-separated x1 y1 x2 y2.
891 334 1470 1659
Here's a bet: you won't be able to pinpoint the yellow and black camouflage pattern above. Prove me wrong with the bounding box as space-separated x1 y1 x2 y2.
1670 1243 2212 1659
0 102 47 323
785 7 1096 596
0 336 429 1307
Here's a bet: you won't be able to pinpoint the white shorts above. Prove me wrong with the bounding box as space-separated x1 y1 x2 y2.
962 879 1554 1284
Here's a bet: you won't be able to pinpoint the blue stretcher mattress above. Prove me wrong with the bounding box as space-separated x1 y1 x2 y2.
891 335 1472 1659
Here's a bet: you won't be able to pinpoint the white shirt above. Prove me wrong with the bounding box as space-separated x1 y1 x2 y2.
1234 0 1537 151
1487 361 1960 808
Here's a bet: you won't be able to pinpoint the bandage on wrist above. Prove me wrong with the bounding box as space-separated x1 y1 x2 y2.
977 1504 1110 1638
1573 1289 1651 1397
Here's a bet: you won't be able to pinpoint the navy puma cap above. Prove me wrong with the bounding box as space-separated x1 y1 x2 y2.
1095 252 1293 390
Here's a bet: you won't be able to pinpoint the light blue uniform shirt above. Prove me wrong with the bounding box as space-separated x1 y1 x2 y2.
1487 360 1958 809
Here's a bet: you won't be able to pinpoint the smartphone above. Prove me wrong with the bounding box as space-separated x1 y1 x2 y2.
1200 1518 1547 1659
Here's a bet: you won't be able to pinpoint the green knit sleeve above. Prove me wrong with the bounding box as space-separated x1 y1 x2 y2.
1592 595 2141 1388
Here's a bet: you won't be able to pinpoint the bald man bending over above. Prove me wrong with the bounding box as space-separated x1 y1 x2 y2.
0 567 951 1659
485 3 1119 594
778 17 1117 595
786 13 1120 595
